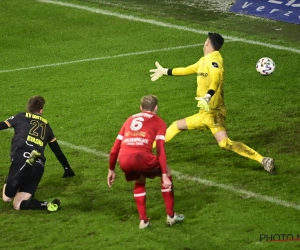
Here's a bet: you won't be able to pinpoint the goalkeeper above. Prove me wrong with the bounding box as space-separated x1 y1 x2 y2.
150 32 275 174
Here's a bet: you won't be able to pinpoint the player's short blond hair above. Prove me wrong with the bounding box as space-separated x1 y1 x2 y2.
27 95 45 113
140 95 158 111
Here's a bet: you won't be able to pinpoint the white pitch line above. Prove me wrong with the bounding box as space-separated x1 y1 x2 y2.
173 170 300 211
0 44 201 74
58 140 109 158
58 139 300 211
37 0 300 54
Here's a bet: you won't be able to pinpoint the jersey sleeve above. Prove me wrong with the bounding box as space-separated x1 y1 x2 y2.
171 61 199 76
0 122 9 130
45 123 56 143
155 118 167 174
48 140 71 169
4 114 19 127
156 139 167 174
109 125 125 170
156 119 167 141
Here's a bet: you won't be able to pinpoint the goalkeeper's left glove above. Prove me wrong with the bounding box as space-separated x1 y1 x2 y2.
195 94 211 112
150 62 168 81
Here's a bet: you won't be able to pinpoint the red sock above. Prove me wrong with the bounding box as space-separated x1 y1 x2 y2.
161 175 174 217
134 182 147 221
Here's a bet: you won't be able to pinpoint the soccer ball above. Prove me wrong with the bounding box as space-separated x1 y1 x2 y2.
256 57 275 75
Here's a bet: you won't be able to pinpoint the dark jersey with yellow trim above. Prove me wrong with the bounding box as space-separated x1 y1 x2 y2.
5 112 56 157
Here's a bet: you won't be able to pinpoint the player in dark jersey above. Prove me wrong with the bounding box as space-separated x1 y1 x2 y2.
107 95 184 229
0 96 75 212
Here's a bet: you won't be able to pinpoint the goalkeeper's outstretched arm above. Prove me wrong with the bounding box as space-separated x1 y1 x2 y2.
150 62 199 81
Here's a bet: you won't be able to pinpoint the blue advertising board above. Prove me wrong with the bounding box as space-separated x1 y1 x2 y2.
230 0 300 24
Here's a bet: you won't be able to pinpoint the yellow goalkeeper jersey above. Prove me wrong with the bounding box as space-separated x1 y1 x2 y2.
172 51 226 116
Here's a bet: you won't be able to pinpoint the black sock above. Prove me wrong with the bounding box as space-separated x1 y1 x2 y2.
20 199 48 210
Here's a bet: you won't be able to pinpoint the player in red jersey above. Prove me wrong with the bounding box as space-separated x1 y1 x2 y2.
107 95 184 229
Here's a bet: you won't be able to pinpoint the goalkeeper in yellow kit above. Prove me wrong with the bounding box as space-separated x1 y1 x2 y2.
150 32 275 174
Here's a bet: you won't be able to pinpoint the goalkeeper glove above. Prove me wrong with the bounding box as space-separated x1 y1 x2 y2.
195 94 211 112
150 62 168 81
62 167 75 178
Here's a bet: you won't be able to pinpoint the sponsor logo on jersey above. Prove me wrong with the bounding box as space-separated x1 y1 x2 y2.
198 72 208 77
123 137 149 145
212 62 219 68
125 131 146 137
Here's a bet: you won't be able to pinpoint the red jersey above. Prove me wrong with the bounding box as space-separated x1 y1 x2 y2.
109 111 167 173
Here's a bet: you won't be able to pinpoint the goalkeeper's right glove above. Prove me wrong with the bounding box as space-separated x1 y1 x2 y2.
195 94 211 112
150 62 168 81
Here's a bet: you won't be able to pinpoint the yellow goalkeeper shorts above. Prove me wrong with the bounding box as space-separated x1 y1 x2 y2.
185 110 226 135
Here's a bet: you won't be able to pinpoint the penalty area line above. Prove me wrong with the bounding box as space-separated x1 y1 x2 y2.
0 44 202 74
0 41 235 74
37 0 300 54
